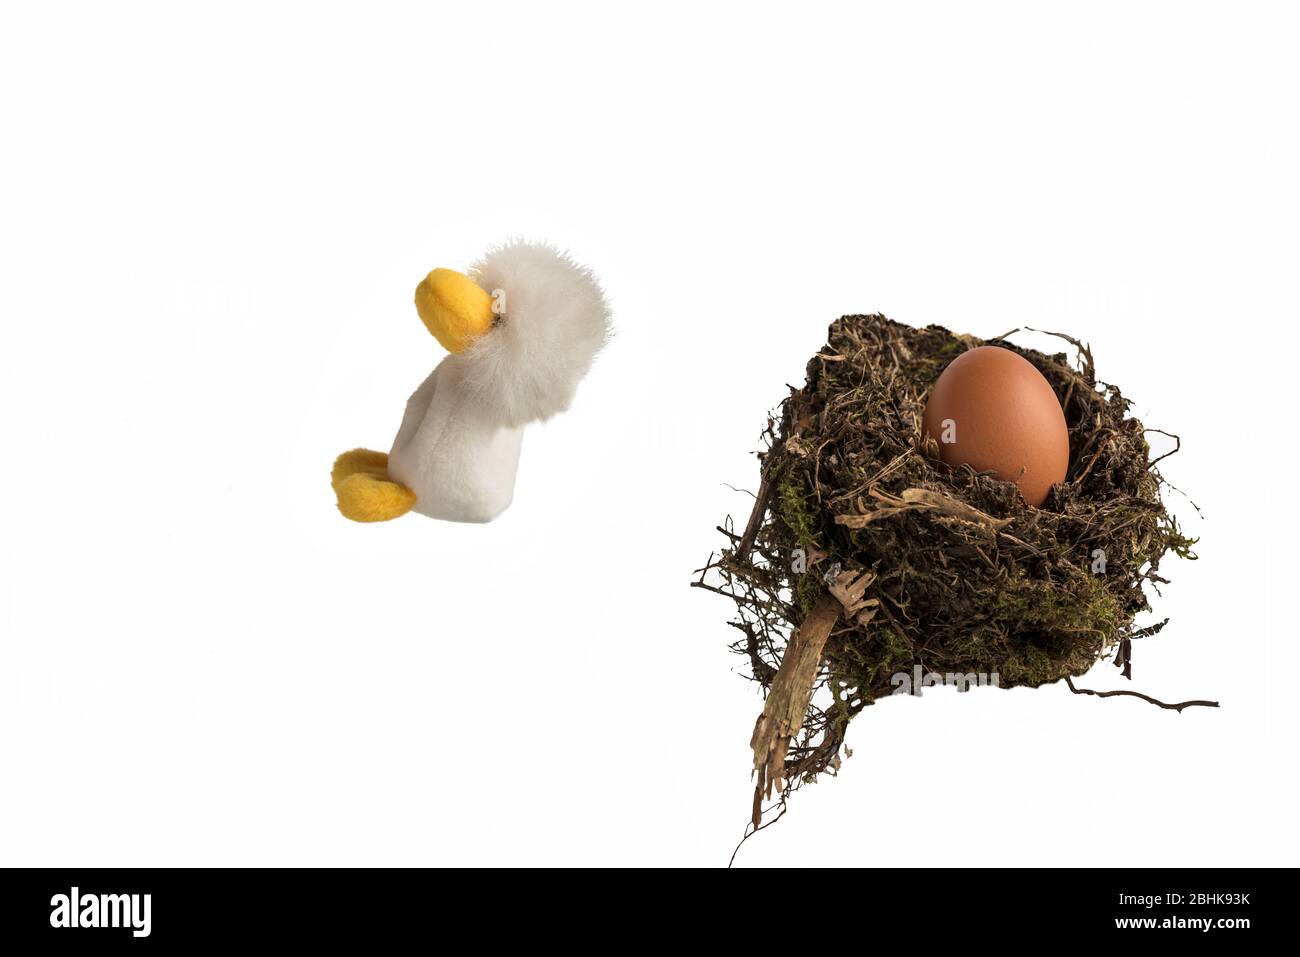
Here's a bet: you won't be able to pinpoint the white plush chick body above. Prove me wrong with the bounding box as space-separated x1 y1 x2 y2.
387 358 525 522
332 241 610 524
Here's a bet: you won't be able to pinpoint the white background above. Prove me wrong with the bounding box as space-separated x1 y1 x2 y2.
2 1 1297 867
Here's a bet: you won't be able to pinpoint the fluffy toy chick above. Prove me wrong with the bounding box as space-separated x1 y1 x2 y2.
332 241 611 523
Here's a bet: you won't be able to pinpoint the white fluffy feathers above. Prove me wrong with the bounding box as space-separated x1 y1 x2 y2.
463 240 612 427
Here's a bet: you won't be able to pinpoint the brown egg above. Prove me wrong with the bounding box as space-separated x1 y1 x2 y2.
921 345 1069 507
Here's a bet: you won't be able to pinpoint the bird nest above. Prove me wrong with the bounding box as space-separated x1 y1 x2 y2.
697 314 1211 835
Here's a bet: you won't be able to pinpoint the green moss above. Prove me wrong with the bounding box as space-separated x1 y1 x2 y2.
775 475 821 550
791 567 820 616
989 569 1121 638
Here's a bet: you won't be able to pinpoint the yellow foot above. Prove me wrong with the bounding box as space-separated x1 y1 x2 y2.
331 449 416 523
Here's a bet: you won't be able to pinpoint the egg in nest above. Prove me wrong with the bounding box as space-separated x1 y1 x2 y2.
921 345 1069 507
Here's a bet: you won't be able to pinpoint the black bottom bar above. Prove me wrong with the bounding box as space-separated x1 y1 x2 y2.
0 866 1279 945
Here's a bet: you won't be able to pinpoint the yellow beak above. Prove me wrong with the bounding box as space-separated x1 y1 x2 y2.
414 268 495 354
